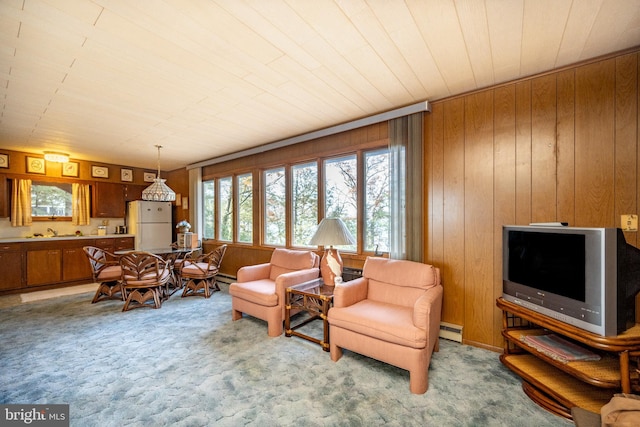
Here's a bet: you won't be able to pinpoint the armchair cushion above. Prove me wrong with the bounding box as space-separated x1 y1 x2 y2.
328 300 425 348
229 279 278 306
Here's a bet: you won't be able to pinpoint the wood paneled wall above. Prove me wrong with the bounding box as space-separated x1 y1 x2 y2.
425 50 639 351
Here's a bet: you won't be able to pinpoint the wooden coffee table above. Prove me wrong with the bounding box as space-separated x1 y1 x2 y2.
284 278 334 351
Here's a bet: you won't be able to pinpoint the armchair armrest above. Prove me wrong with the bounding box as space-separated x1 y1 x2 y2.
237 263 271 282
275 268 320 297
412 285 444 330
333 277 368 308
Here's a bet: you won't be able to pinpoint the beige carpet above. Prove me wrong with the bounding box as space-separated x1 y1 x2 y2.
19 283 98 303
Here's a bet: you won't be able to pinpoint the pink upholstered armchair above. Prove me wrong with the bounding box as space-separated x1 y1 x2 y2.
327 257 443 394
229 248 320 337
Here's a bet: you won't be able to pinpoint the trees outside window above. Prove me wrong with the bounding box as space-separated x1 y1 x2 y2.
292 162 318 247
203 180 215 239
204 147 389 255
31 182 73 218
218 177 233 241
237 173 253 243
365 149 390 253
264 167 286 246
324 155 357 252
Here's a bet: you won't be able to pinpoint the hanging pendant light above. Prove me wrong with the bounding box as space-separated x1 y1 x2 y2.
142 145 176 202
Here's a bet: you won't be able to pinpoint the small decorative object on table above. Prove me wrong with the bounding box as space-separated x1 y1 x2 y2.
176 220 191 233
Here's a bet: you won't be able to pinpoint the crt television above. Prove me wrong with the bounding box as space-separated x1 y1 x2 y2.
502 225 640 336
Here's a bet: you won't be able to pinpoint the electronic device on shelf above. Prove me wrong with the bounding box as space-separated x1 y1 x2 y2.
502 225 640 336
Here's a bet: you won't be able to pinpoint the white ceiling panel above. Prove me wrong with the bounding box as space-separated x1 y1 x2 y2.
0 0 638 171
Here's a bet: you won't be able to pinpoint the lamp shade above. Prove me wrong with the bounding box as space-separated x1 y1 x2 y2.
142 178 176 201
142 145 176 202
309 218 355 246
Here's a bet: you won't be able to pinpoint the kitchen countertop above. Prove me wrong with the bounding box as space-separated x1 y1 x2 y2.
0 234 135 243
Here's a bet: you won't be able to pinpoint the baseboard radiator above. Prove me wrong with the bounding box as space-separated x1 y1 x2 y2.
216 273 236 286
439 322 463 343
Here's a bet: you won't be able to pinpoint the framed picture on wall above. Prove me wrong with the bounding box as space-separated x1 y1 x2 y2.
143 172 156 182
0 153 8 168
26 156 46 174
92 165 109 178
62 162 79 177
121 168 133 182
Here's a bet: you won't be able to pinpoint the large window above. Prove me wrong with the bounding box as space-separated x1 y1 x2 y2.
264 167 286 246
292 162 317 247
32 182 72 218
324 155 357 252
237 173 253 243
218 177 233 241
202 147 389 255
203 180 215 239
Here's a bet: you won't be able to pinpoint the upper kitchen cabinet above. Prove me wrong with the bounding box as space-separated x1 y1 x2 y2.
92 182 125 218
124 184 146 202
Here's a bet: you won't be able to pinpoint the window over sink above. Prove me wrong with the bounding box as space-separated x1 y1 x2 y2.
31 181 72 219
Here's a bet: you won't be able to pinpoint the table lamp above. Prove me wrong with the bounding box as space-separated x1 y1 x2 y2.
309 218 355 286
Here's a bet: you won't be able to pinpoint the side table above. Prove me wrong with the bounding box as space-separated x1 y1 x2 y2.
285 278 334 351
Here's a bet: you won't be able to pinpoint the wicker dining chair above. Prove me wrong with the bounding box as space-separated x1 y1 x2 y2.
180 244 227 298
119 251 172 311
83 246 123 303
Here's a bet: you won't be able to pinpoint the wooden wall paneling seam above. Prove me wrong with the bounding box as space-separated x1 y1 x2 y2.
615 53 638 247
515 81 533 225
575 59 617 227
426 106 444 266
493 85 517 347
442 99 466 328
556 69 577 227
530 74 558 223
463 91 494 346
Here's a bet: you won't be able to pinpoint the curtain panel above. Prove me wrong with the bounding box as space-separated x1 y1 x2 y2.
72 183 91 225
11 179 32 227
389 112 424 262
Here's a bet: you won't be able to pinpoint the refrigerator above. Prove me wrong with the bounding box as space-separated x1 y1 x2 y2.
127 201 172 250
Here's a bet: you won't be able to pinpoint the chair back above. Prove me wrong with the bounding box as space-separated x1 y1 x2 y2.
119 251 170 286
181 244 227 277
268 248 320 281
83 246 117 278
208 244 227 271
363 257 441 307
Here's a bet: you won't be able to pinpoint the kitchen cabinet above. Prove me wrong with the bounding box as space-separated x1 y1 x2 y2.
0 236 135 294
95 237 134 253
62 246 92 281
0 243 23 291
124 184 146 202
93 182 125 218
27 248 62 287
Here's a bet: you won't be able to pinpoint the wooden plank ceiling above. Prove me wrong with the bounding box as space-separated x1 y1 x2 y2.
0 0 638 170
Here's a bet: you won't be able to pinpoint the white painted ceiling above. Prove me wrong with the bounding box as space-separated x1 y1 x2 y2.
1 0 639 171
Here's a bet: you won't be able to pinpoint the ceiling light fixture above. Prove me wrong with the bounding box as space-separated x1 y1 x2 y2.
43 151 70 163
142 145 176 202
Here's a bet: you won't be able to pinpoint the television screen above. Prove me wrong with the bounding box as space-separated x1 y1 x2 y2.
507 230 586 302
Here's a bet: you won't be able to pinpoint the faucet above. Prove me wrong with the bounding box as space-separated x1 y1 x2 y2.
47 227 58 237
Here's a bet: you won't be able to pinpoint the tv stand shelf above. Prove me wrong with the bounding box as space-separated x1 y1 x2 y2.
497 297 640 420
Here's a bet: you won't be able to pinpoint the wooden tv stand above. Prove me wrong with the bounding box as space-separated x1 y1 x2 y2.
496 297 640 420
